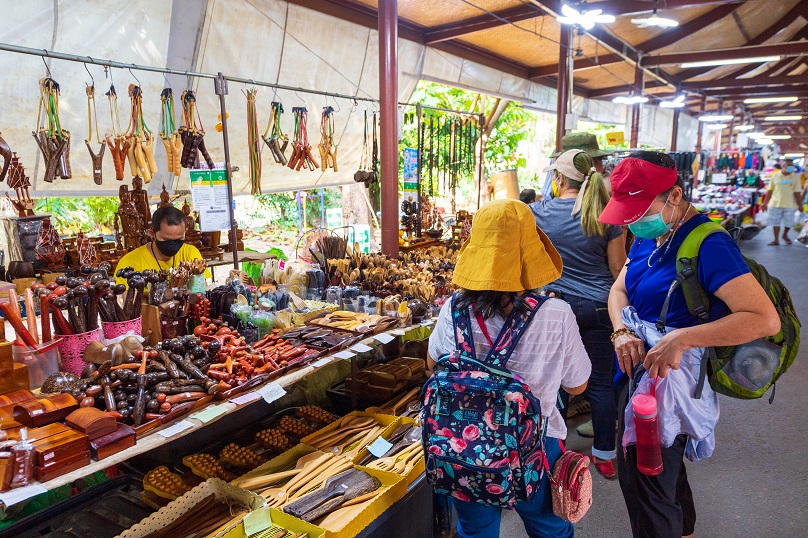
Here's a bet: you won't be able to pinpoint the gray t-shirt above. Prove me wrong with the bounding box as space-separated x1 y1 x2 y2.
529 197 622 303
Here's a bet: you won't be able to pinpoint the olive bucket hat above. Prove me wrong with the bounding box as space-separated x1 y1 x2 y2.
452 199 563 292
551 132 611 158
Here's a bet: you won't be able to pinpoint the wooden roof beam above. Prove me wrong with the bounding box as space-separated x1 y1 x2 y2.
424 5 544 44
644 41 808 67
681 73 808 90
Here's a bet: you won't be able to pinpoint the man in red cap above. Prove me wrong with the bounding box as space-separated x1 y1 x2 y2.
598 151 778 538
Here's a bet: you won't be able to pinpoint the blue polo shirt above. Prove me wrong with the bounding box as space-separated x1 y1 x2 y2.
625 214 750 328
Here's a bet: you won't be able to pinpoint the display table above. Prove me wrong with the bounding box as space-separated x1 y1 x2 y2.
0 320 434 514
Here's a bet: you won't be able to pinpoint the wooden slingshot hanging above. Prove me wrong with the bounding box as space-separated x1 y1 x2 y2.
85 84 106 185
124 84 157 183
160 88 182 181
179 90 214 169
32 77 71 182
318 106 338 172
262 101 289 165
288 107 319 172
105 84 128 181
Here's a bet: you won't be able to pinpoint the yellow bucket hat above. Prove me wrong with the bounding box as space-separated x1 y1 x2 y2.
452 199 563 292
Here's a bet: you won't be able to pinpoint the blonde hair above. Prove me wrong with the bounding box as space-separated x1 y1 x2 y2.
560 152 609 237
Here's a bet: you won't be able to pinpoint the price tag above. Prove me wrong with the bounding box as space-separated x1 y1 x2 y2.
367 437 394 458
389 329 406 336
258 383 287 404
333 350 356 360
0 484 48 506
311 357 333 368
157 420 194 439
374 333 396 344
350 343 373 353
191 405 229 423
243 508 273 535
230 391 262 406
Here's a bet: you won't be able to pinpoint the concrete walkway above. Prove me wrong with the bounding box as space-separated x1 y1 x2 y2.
502 227 808 538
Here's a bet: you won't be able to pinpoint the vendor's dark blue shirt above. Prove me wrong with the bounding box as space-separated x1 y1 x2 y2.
625 214 750 328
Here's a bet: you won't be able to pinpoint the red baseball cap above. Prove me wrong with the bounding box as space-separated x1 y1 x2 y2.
599 157 678 225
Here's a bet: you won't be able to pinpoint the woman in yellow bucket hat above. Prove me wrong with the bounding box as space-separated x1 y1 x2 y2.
427 199 593 538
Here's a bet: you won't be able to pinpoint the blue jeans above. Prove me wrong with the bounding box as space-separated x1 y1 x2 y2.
565 295 617 460
451 438 573 538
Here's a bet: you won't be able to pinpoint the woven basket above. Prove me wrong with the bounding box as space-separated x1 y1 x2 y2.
102 316 142 340
58 328 101 376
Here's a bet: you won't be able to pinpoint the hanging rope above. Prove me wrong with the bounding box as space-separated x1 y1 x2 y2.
244 88 262 195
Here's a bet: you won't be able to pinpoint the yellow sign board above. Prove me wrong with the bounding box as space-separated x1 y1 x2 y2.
606 131 625 145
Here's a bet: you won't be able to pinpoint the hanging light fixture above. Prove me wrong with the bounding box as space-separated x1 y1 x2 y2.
766 135 792 140
764 115 802 121
680 56 780 68
705 123 728 130
631 9 678 29
783 152 805 158
659 95 686 109
698 114 734 122
556 3 615 30
613 95 649 105
744 96 799 104
734 124 755 131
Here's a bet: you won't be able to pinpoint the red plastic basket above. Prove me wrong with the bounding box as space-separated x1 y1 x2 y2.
102 316 142 340
57 328 101 376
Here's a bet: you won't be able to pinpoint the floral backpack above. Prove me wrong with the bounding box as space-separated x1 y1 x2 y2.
420 292 548 509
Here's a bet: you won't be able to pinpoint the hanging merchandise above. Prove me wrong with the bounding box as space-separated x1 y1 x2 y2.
179 90 215 169
245 88 262 195
370 111 380 186
105 83 128 181
354 110 371 186
160 88 182 182
318 106 338 172
84 83 105 185
288 107 319 171
5 153 34 216
0 133 10 183
33 77 71 182
262 101 289 166
124 84 157 183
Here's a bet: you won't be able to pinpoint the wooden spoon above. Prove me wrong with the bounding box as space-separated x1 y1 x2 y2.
261 453 334 505
340 425 384 459
308 419 377 449
236 451 322 490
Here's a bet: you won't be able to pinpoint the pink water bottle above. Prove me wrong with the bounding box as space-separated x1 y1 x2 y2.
632 394 663 476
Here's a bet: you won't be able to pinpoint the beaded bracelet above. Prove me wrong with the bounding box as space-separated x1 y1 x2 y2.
610 327 637 343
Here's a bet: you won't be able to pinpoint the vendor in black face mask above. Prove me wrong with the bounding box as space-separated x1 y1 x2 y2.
114 205 211 286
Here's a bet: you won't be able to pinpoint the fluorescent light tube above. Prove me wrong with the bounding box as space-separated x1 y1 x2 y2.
744 96 799 104
764 115 802 121
680 56 780 68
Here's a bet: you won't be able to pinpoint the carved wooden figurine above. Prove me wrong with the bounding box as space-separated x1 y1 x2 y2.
35 217 67 269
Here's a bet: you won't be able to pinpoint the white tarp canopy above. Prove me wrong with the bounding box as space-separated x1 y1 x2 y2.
0 0 686 200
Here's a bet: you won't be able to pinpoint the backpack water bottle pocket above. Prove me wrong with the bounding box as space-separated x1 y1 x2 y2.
719 338 782 393
426 453 517 507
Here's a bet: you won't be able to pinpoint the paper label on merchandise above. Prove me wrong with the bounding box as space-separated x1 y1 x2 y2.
258 383 287 404
350 343 374 353
420 320 435 327
367 437 394 458
190 405 229 423
243 508 274 535
157 420 194 439
374 333 396 344
230 391 262 406
389 329 406 336
311 357 334 368
333 350 356 360
0 484 48 506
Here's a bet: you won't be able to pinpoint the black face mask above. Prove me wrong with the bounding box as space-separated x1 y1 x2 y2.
155 238 184 257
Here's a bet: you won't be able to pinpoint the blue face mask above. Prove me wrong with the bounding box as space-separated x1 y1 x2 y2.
785 166 795 174
628 199 674 239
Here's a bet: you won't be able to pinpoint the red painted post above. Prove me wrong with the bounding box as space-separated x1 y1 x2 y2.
695 95 706 154
630 64 642 148
379 0 399 257
555 25 571 153
671 108 680 151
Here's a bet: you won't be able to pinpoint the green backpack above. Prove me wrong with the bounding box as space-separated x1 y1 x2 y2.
656 221 800 402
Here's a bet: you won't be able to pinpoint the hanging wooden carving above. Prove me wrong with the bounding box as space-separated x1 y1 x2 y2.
125 84 157 183
5 153 35 217
85 84 106 185
160 88 182 181
33 78 71 182
105 83 128 181
319 106 338 172
179 90 214 169
76 231 98 265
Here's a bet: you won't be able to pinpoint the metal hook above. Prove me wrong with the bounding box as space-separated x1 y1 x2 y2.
128 67 141 87
163 72 172 89
330 95 341 113
294 90 306 105
84 63 95 88
42 56 52 79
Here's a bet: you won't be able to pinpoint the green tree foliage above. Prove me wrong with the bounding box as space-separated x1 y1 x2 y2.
251 188 342 230
35 197 118 235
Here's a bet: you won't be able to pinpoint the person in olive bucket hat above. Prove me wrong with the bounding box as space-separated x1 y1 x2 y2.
426 199 592 538
543 132 612 201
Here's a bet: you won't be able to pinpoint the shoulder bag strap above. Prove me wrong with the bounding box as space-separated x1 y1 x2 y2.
450 293 477 362
484 293 547 369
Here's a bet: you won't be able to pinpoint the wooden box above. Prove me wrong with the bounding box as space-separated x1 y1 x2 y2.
35 450 90 482
32 427 89 466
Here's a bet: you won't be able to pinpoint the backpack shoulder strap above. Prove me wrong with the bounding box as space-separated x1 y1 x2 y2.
450 293 477 361
656 222 729 332
485 293 547 369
